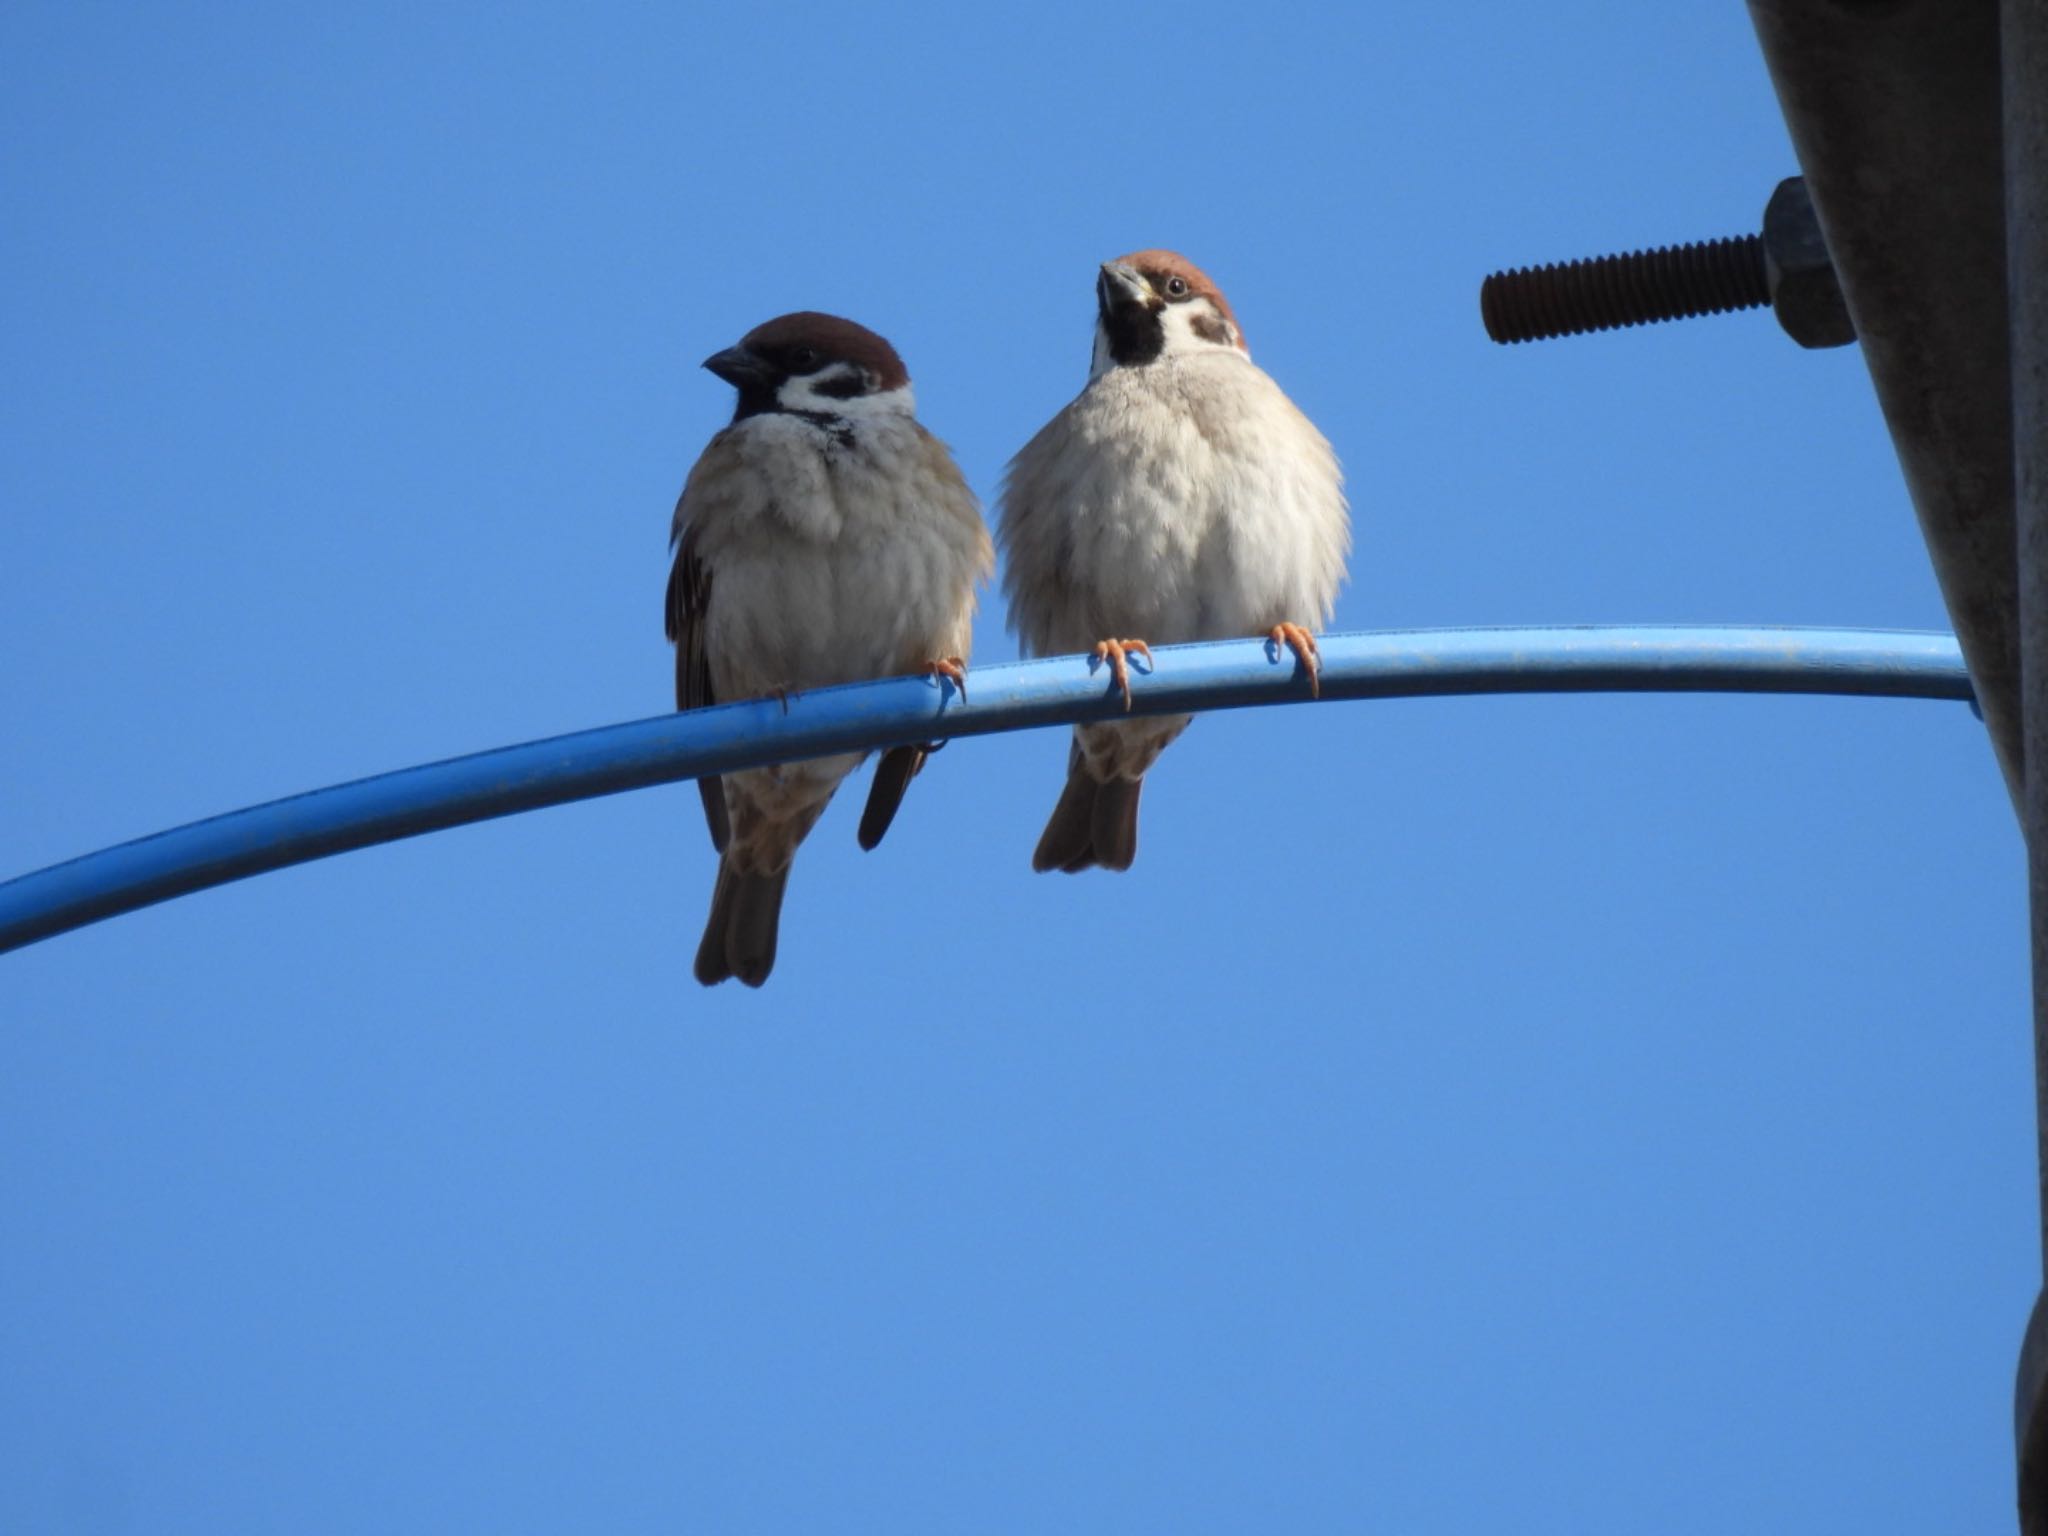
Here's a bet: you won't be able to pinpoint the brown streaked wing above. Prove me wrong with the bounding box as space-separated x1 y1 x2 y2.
665 521 729 852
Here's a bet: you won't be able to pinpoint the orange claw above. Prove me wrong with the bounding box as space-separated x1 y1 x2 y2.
1268 622 1323 698
1089 638 1154 711
920 656 969 703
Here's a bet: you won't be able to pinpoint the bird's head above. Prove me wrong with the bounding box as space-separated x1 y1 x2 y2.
1090 249 1247 378
703 312 914 424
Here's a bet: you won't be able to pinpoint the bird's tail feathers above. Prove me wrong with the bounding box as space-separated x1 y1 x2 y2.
1032 755 1141 873
858 743 930 851
695 859 792 988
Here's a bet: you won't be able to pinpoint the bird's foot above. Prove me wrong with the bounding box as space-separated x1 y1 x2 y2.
1089 638 1154 711
919 656 969 703
1267 622 1322 699
767 685 801 716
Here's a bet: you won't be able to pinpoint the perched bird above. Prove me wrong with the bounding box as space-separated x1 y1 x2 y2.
999 250 1349 872
667 312 992 986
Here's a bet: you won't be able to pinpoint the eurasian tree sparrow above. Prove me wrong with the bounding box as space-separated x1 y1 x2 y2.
668 312 992 986
999 250 1350 872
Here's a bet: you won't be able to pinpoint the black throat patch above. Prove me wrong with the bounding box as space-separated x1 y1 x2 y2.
1099 302 1164 367
728 381 783 422
1098 271 1165 367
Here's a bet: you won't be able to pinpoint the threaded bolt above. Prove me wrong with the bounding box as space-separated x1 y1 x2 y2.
1481 234 1770 344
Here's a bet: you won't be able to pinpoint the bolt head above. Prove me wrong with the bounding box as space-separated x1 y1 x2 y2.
1764 176 1857 349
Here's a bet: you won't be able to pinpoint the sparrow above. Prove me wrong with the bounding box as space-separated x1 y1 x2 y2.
667 311 992 986
998 250 1349 872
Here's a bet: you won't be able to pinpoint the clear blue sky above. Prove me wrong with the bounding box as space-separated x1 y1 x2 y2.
0 3 2031 1530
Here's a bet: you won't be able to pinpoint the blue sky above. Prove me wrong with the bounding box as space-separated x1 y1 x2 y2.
0 3 2030 1530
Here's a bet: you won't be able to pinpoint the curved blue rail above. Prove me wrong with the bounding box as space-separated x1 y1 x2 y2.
0 626 1974 955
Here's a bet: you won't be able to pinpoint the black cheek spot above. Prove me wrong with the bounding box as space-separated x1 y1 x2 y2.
1190 313 1234 346
811 371 868 400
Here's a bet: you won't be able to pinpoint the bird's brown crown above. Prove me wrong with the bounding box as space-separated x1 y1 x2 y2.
1114 250 1245 347
740 312 910 391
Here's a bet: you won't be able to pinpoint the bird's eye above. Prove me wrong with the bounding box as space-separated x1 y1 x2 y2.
1164 275 1190 299
790 346 821 370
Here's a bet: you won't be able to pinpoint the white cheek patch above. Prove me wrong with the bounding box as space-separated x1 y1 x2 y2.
1091 301 1247 379
774 364 860 414
774 367 917 421
1158 300 1243 358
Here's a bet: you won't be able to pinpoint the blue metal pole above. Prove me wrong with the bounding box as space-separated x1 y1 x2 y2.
0 626 1975 956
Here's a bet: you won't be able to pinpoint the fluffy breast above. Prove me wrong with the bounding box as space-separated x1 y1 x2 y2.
679 415 991 701
1000 353 1349 654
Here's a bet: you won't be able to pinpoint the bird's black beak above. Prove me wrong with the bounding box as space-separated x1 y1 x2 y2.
1096 261 1150 316
702 346 774 389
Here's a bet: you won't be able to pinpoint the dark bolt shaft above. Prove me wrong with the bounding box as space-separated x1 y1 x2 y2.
1480 235 1769 344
